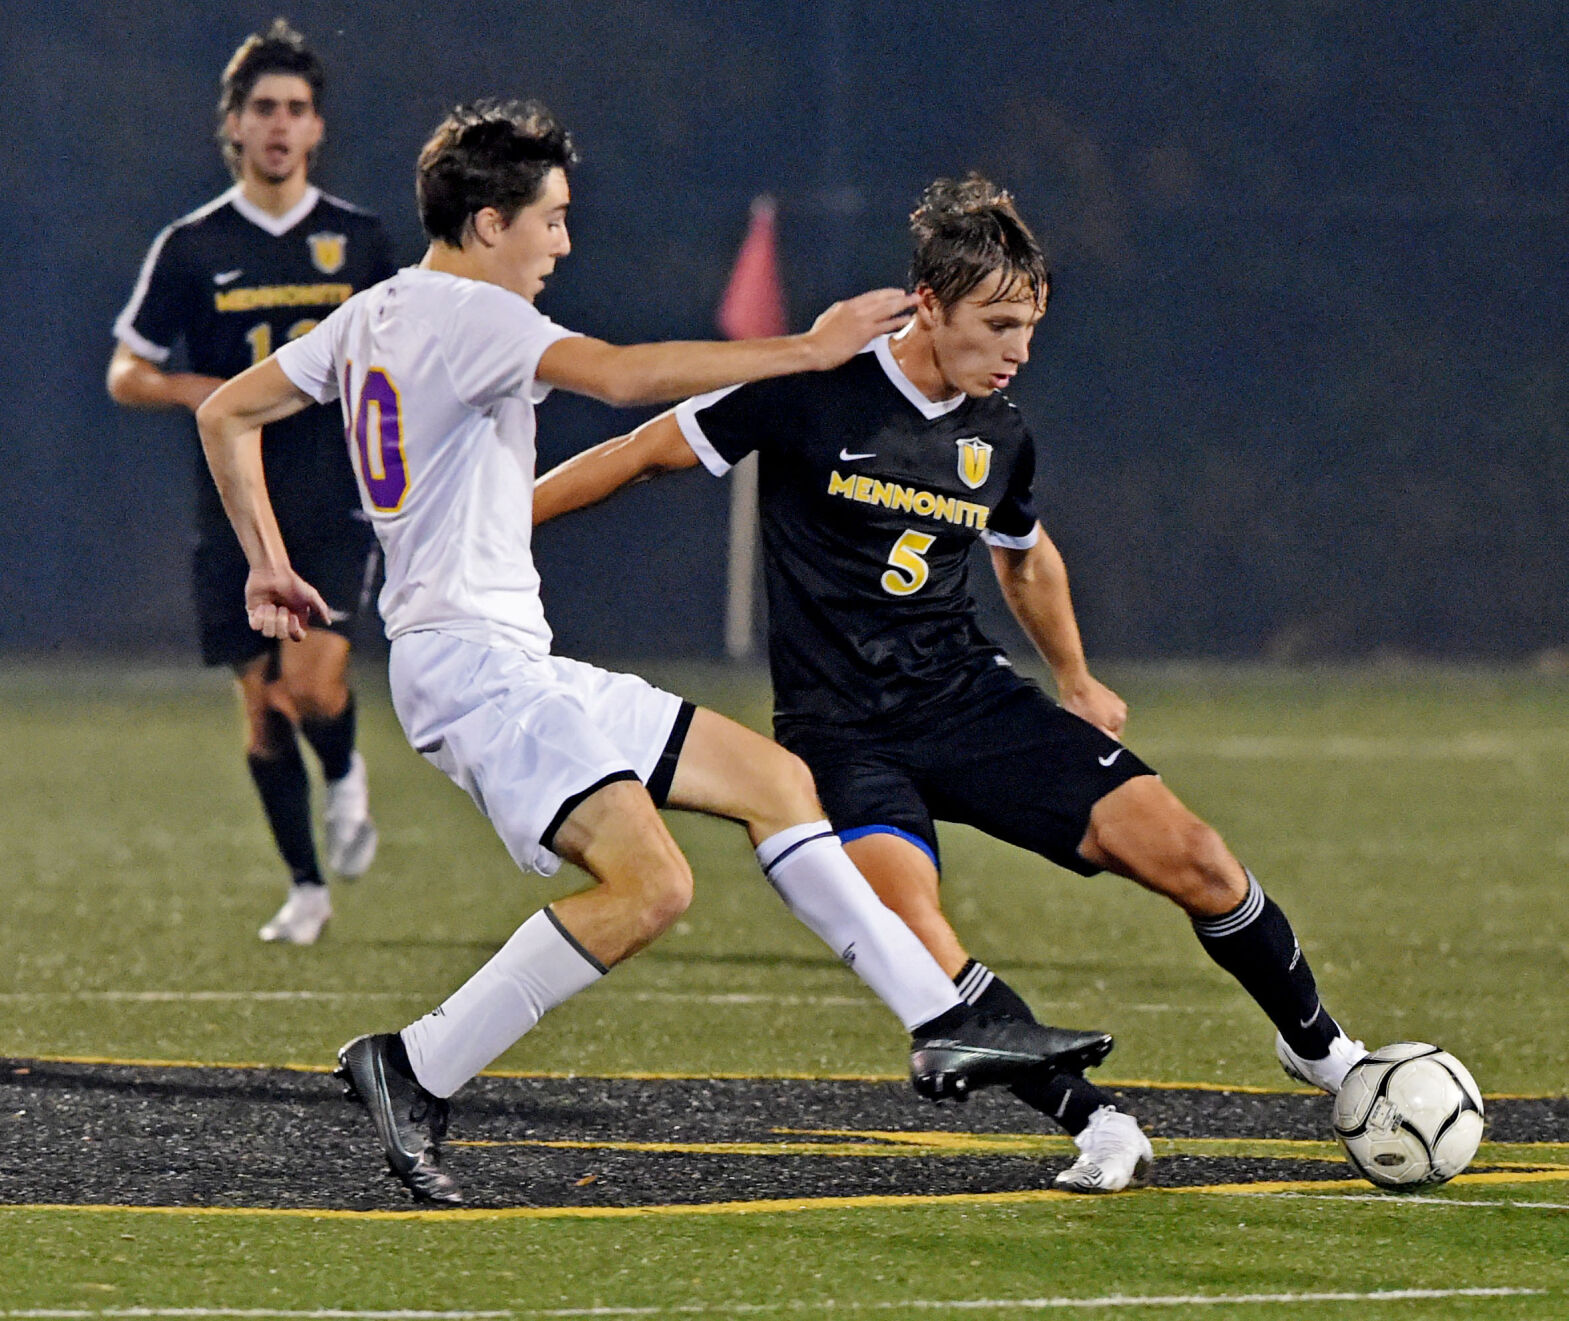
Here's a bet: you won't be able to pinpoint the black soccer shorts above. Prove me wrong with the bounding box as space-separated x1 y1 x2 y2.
192 519 380 668
778 672 1157 878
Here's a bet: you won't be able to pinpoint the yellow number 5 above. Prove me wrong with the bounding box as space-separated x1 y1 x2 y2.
881 529 936 596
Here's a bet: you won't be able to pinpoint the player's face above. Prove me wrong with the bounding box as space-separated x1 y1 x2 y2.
491 168 572 300
924 271 1046 398
226 74 323 186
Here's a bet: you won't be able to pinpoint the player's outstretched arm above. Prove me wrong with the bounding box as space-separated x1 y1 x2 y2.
536 288 917 407
991 531 1128 738
534 413 697 526
195 359 330 640
106 343 226 414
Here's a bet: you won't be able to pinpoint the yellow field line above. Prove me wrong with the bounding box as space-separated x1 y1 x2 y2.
2 1169 1565 1223
9 1054 1562 1100
453 1131 1569 1168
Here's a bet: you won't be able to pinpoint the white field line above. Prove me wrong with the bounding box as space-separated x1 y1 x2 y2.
0 991 867 1007
1249 1191 1569 1211
0 989 1186 1012
0 1287 1548 1316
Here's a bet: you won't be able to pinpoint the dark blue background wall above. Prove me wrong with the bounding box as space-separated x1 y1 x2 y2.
2 2 1564 660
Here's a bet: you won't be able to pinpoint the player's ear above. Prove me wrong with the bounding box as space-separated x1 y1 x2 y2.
913 284 945 329
470 207 504 248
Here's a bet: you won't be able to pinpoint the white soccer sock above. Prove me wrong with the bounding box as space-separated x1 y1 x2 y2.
756 821 963 1031
401 907 605 1097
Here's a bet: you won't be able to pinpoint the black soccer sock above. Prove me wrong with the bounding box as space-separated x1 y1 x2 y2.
1191 870 1337 1059
300 694 357 784
956 960 1117 1136
247 712 324 887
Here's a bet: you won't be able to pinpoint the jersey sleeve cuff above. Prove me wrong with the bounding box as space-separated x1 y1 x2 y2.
112 324 171 365
674 393 736 476
980 524 1041 550
528 327 585 404
273 340 334 403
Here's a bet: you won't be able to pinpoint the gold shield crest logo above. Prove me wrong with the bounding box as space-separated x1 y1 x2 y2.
307 232 347 275
956 437 992 489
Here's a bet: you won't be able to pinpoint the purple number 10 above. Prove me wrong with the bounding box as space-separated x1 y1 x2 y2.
351 366 409 511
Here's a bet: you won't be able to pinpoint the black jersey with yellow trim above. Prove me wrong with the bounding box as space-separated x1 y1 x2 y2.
114 186 396 544
676 335 1041 729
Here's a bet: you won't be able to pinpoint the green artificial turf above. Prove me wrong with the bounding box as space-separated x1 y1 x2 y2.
1 660 1565 1317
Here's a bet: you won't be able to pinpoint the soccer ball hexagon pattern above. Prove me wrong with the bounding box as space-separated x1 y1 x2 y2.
1331 1042 1485 1189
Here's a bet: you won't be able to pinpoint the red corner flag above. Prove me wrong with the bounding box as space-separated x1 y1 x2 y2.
717 195 787 340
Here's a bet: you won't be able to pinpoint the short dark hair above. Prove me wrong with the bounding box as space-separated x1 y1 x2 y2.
217 20 325 174
909 175 1050 311
416 101 578 248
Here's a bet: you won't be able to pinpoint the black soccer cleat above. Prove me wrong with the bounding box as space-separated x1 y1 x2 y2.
335 1033 463 1205
910 1015 1114 1102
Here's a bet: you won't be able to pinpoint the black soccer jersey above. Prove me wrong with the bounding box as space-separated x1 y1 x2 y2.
678 335 1041 729
114 185 397 545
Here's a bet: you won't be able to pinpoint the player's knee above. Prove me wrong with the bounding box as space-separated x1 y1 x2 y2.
243 705 294 759
286 679 349 723
771 748 823 822
631 855 693 941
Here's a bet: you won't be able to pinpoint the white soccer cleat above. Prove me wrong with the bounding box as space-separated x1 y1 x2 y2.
1276 1030 1369 1095
1053 1106 1154 1194
324 751 379 877
259 883 333 945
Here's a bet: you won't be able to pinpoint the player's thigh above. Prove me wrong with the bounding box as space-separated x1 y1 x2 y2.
920 682 1157 878
552 776 689 895
1079 775 1246 913
663 708 819 832
387 634 649 878
275 629 352 717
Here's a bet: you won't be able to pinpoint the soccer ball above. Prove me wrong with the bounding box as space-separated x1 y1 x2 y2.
1331 1042 1484 1189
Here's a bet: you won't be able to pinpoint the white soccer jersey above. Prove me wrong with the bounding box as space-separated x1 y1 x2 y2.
275 268 578 654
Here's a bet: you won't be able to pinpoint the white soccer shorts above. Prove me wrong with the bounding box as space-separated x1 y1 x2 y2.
388 631 686 876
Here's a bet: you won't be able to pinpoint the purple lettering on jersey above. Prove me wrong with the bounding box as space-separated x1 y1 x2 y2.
353 368 409 511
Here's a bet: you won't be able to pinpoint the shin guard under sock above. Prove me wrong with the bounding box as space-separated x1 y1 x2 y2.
246 710 322 886
1192 870 1338 1059
300 695 357 784
401 908 605 1097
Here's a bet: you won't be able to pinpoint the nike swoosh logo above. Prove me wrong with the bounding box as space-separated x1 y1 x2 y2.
213 269 244 285
372 1052 422 1160
1097 747 1125 767
1300 1001 1319 1029
838 448 876 461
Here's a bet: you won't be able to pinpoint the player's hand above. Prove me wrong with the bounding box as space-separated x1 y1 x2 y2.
1059 674 1128 740
244 565 333 642
803 288 920 370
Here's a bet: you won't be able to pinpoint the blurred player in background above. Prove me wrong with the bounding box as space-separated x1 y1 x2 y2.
534 174 1370 1193
196 103 1111 1204
108 21 396 945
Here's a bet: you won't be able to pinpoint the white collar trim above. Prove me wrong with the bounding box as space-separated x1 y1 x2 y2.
873 333 967 419
229 185 321 237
